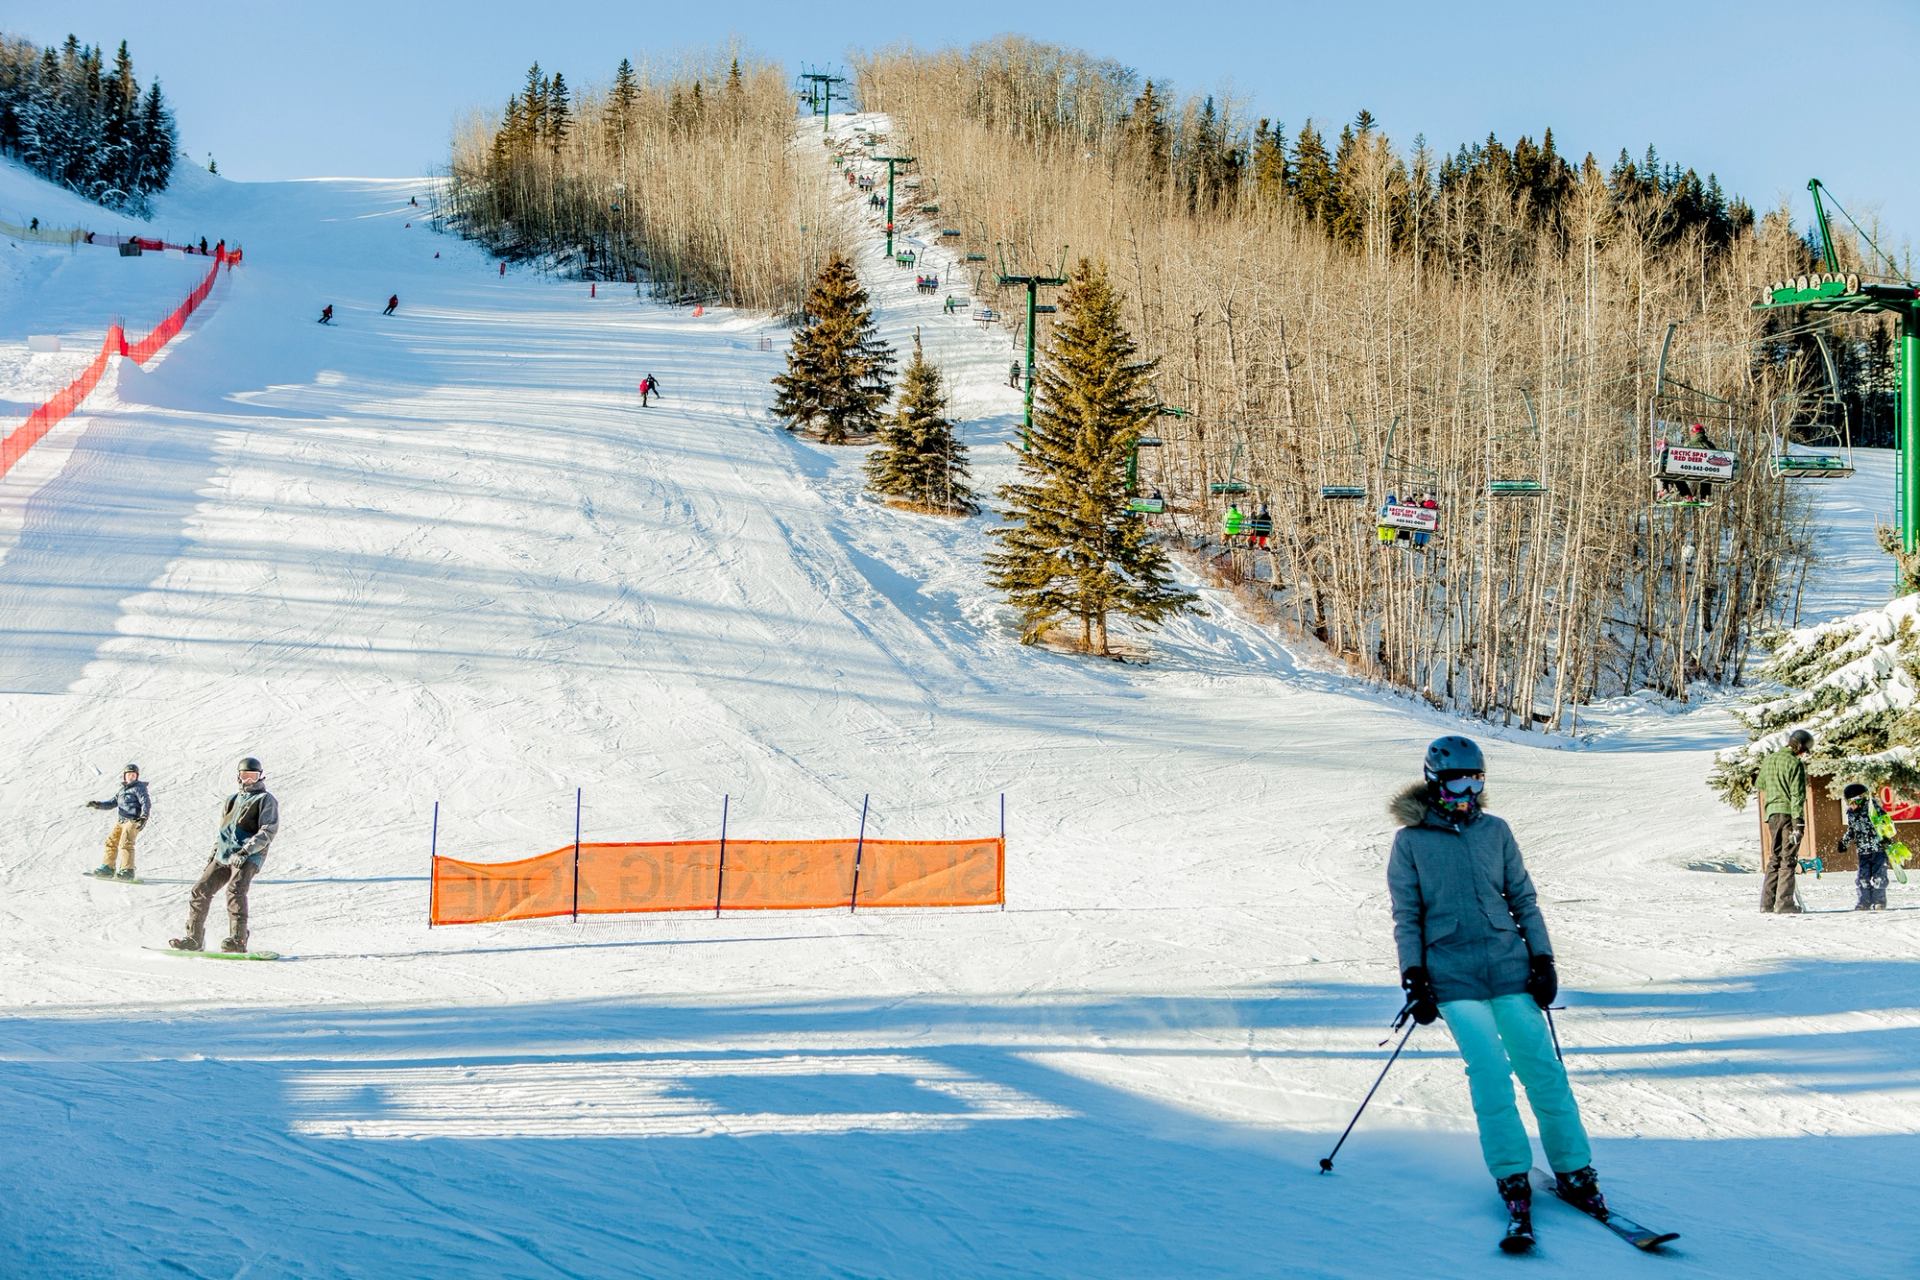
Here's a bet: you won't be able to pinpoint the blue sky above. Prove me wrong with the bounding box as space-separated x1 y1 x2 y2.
31 1 1918 254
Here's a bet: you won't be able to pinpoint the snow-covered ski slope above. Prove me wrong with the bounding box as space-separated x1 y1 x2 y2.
0 123 1915 1278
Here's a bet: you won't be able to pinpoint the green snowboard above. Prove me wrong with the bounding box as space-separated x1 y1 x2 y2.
143 945 283 962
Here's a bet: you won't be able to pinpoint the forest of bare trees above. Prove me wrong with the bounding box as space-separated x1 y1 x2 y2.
443 51 839 314
851 37 1882 728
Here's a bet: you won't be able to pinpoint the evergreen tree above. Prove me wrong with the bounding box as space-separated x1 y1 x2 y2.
1249 118 1288 209
1290 120 1337 227
610 58 639 138
866 333 975 514
772 252 895 444
546 72 571 154
1119 79 1170 184
1711 593 1920 807
984 259 1198 654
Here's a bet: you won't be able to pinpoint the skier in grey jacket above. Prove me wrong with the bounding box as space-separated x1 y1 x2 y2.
169 757 279 954
1387 735 1603 1242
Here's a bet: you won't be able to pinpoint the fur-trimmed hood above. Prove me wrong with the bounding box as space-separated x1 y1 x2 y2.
1388 781 1492 829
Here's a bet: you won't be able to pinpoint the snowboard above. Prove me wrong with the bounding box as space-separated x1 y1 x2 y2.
143 945 282 962
82 871 142 885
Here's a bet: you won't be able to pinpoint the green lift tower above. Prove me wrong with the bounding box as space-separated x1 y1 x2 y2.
1756 179 1920 556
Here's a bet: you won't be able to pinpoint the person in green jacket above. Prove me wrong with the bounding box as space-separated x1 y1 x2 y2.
1223 504 1246 542
1756 729 1813 913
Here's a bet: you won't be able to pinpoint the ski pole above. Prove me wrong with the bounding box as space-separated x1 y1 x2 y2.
1319 1008 1418 1174
1544 1005 1564 1064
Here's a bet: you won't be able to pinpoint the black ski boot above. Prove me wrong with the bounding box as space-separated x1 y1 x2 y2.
219 937 247 954
168 936 203 951
1555 1165 1608 1219
1497 1172 1534 1254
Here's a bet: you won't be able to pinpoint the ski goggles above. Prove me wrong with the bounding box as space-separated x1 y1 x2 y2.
1440 774 1485 796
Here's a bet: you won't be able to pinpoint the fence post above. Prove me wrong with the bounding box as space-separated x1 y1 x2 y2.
714 794 730 918
1000 793 1007 911
848 794 870 912
428 800 439 929
571 787 583 924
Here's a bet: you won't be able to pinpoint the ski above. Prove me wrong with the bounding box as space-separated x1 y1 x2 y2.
81 872 143 885
1531 1169 1678 1251
143 945 283 962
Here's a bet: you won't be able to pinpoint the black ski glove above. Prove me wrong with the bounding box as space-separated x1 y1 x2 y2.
1401 966 1440 1025
1526 954 1558 1009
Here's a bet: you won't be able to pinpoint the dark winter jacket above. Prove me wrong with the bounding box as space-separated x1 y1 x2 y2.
90 780 151 823
1386 783 1552 1004
1755 747 1807 820
213 781 279 867
1838 804 1889 863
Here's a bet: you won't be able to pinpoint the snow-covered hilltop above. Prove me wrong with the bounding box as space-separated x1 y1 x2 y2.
0 127 1914 1278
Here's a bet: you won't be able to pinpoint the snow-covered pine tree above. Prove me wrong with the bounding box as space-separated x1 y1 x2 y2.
772 252 894 444
1710 592 1920 809
865 333 974 514
984 258 1198 655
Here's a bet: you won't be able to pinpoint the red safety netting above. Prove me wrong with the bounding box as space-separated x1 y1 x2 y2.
431 835 1006 925
0 323 123 482
2 245 240 481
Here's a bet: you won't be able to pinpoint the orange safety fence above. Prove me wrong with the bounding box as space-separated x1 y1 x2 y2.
1 245 240 482
431 835 1005 925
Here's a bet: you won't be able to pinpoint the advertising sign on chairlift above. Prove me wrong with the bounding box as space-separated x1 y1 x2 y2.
1654 439 1737 481
1378 502 1440 532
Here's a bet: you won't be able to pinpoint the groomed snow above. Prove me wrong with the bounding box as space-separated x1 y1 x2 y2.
0 126 1915 1279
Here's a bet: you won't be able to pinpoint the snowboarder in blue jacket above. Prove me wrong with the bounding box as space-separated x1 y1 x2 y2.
85 763 150 880
1387 735 1605 1246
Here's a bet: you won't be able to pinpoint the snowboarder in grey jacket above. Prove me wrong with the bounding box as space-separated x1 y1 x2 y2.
170 757 279 954
1387 735 1604 1241
85 763 151 880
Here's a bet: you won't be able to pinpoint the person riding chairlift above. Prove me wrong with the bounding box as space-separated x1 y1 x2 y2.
1660 422 1718 502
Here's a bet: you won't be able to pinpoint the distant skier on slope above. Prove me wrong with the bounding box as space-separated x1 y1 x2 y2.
169 757 279 955
84 763 150 881
383 294 398 316
639 374 661 407
318 304 333 325
1387 735 1606 1253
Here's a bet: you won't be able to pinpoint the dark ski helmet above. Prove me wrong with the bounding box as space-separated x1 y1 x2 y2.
1423 735 1485 782
123 763 139 776
1843 782 1869 802
1788 729 1814 751
237 756 264 774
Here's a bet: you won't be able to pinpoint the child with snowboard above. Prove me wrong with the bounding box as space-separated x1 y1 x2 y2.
1387 735 1605 1252
84 763 150 881
1838 783 1908 910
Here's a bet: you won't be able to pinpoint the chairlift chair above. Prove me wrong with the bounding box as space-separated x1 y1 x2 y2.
1210 441 1251 496
1489 388 1547 497
1648 322 1738 508
1768 334 1855 479
1317 412 1370 501
1377 416 1442 542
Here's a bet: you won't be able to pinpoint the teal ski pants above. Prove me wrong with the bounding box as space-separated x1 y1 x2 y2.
1439 993 1592 1179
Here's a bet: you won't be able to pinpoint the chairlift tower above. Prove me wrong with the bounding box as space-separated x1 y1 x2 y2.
796 68 848 137
996 248 1067 449
1757 178 1920 557
873 154 916 259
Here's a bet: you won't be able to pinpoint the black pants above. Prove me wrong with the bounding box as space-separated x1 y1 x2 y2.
1762 815 1803 912
1858 849 1891 909
184 858 260 945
